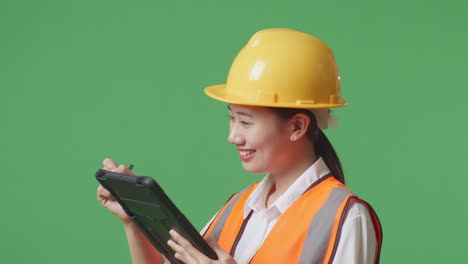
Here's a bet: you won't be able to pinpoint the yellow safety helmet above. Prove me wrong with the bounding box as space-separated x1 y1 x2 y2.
205 28 346 109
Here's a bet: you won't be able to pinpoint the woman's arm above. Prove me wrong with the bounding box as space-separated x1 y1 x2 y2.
97 158 165 264
332 203 378 264
123 221 165 264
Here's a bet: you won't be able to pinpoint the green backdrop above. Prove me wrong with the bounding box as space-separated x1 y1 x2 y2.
1 0 467 263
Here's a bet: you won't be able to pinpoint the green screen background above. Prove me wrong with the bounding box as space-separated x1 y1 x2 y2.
1 0 467 263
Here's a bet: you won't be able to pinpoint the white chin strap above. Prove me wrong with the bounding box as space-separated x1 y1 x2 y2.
309 109 339 130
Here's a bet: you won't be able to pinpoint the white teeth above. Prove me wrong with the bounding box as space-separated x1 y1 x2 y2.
240 150 255 156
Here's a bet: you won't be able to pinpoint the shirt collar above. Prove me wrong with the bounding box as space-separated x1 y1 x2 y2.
243 157 331 218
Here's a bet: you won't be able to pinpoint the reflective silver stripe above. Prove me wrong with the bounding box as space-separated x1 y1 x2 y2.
210 185 253 242
299 188 353 264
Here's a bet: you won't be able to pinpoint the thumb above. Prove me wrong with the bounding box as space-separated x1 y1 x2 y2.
206 236 218 250
206 236 235 262
103 158 118 170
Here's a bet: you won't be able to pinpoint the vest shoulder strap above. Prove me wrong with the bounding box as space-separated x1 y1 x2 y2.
298 187 354 263
205 183 258 242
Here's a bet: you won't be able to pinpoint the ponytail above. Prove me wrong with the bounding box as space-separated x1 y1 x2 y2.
270 107 345 184
314 128 345 184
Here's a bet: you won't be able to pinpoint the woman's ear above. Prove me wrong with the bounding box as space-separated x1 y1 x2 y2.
289 113 311 141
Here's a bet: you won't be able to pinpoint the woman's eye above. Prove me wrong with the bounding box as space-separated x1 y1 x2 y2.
228 115 251 126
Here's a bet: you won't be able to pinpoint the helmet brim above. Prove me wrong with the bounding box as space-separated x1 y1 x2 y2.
204 84 347 109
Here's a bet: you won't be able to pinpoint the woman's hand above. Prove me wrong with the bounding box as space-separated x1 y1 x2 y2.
96 158 134 222
167 230 237 264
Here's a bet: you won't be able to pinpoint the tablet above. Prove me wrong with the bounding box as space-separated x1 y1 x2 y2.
95 169 218 263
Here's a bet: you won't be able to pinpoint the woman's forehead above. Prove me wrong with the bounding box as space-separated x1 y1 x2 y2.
228 103 266 111
228 104 281 121
228 104 268 114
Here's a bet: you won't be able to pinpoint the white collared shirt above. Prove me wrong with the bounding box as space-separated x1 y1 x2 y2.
203 158 377 264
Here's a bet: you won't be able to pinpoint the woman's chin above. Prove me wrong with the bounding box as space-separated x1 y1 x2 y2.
241 163 267 174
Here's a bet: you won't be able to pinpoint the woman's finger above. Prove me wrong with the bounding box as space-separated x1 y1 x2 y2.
97 185 115 204
169 229 210 262
97 185 111 198
205 236 235 264
167 239 199 264
103 158 118 170
111 164 135 175
115 164 128 173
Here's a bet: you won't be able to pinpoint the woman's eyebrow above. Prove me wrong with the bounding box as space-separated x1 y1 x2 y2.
227 106 254 118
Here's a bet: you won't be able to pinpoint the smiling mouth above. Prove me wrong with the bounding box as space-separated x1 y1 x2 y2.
239 150 256 161
240 150 256 156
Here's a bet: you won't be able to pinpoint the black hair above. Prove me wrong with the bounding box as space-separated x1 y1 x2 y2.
270 108 345 184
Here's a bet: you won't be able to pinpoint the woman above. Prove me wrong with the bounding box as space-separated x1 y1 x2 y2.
97 28 383 264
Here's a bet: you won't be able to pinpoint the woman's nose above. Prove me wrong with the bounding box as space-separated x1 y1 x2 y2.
228 125 244 145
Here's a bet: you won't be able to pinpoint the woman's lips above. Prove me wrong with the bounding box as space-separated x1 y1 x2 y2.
238 149 256 161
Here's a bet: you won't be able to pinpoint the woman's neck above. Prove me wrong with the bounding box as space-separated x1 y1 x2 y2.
265 152 318 208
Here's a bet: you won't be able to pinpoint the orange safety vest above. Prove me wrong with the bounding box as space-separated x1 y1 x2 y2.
203 175 383 264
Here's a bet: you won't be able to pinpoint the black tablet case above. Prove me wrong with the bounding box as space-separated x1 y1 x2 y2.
95 169 218 264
